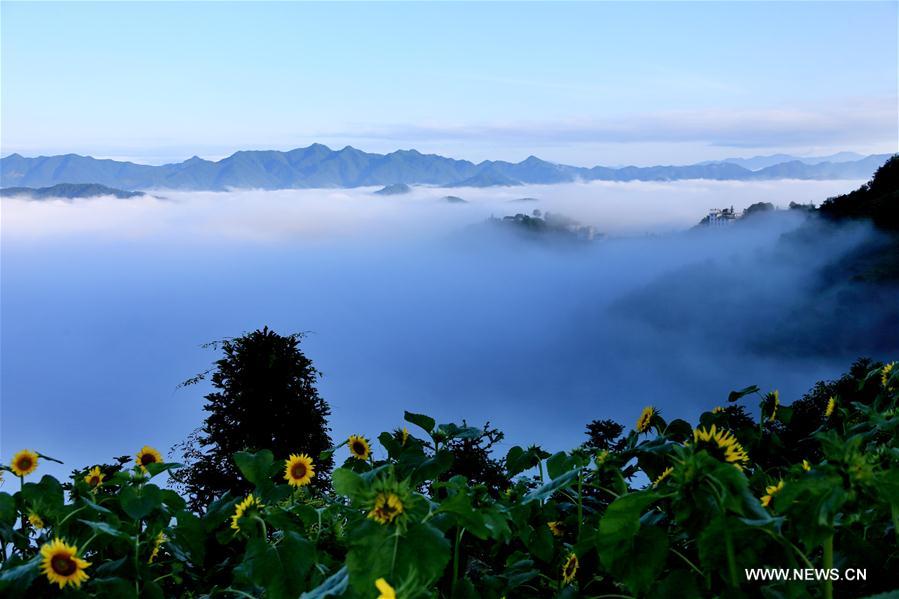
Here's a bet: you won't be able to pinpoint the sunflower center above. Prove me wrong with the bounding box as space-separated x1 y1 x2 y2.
352 442 365 455
141 454 157 465
291 463 307 479
17 457 32 471
88 476 100 487
51 554 76 576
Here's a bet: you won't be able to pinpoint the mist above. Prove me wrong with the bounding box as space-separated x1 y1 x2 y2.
2 179 896 474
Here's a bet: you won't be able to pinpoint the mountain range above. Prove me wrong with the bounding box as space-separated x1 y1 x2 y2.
1 145 891 191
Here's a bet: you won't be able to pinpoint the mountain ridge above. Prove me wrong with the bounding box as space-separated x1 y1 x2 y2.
1 145 890 191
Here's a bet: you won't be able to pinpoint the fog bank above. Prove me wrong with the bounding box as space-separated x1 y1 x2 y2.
2 179 895 474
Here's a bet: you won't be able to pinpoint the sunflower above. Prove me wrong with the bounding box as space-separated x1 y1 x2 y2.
825 396 836 418
595 450 610 466
766 390 780 422
561 552 579 584
368 491 404 525
801 459 811 472
84 466 105 489
652 466 673 487
40 538 91 589
347 435 371 460
136 446 163 472
230 494 264 532
711 406 724 414
692 425 750 470
148 531 166 563
284 453 315 487
547 521 563 537
882 362 895 387
400 427 409 446
28 511 45 530
375 578 396 599
10 449 39 477
761 480 785 508
635 406 656 433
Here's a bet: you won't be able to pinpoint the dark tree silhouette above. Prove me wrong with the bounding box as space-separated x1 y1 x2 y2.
172 327 333 511
583 418 626 453
819 154 899 230
442 421 508 498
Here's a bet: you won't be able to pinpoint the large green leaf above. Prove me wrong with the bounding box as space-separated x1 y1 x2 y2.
331 468 365 500
233 450 276 486
346 520 450 593
300 566 349 599
404 411 436 435
522 469 579 504
119 484 163 520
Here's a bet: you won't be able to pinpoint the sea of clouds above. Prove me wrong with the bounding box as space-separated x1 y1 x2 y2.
3 178 896 474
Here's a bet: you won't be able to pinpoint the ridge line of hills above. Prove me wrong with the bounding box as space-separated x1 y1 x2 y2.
1 144 891 191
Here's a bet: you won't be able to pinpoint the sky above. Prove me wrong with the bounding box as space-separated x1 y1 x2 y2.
0 1 896 166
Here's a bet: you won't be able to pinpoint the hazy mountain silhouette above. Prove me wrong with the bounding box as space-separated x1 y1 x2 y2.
1 145 889 191
0 183 146 199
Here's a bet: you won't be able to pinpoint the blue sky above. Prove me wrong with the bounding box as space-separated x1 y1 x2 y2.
1 1 896 166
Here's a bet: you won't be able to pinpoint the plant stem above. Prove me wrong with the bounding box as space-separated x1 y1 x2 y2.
823 534 834 599
452 526 465 596
576 470 584 540
724 528 739 588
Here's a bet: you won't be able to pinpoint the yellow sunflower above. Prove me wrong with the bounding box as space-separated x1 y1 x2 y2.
561 552 579 584
84 466 105 489
825 396 836 418
692 425 750 470
711 406 724 414
347 435 371 460
375 578 396 599
40 538 91 589
595 450 610 466
547 521 563 537
136 446 163 472
148 531 166 563
801 459 811 472
368 492 404 525
230 494 264 532
10 449 39 477
767 390 780 422
28 511 45 530
284 453 315 487
400 427 410 446
635 406 656 433
652 466 673 487
761 480 785 508
882 362 895 387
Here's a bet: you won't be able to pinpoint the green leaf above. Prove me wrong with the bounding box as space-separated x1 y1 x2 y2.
143 462 183 478
119 484 163 520
300 566 349 599
79 519 131 539
545 452 577 480
0 493 16 526
233 450 276 486
411 450 453 485
404 411 436 435
346 520 450 593
597 492 667 594
0 555 40 592
332 468 365 500
728 385 759 402
521 469 579 504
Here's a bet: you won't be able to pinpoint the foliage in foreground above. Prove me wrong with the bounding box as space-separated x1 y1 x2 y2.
1 360 897 598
